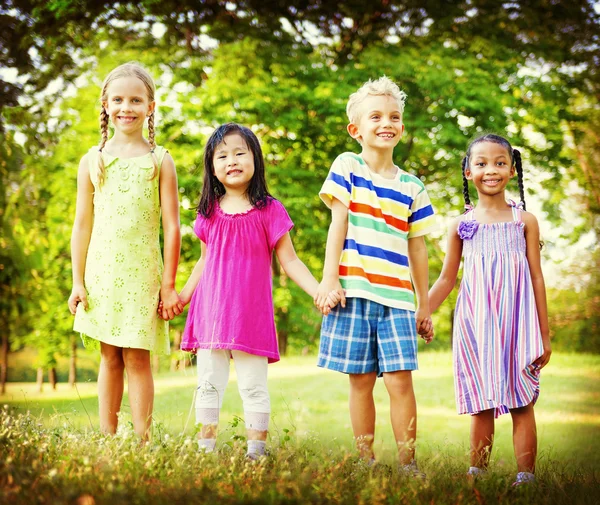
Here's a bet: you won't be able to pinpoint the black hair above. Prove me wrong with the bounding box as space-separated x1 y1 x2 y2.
197 122 272 218
461 133 526 211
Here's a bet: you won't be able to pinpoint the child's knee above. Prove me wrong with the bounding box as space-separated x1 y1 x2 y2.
383 370 414 395
122 349 150 372
239 384 270 412
195 381 226 409
349 372 377 392
101 352 124 371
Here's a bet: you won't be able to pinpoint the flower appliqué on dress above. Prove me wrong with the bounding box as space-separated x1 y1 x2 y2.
458 220 479 240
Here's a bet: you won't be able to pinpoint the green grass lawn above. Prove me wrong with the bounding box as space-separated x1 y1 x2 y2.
2 351 599 504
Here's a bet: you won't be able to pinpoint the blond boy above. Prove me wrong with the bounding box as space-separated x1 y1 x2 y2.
314 76 436 475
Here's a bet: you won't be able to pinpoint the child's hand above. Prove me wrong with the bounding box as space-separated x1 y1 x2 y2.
321 290 343 316
417 316 434 343
159 287 184 320
533 340 552 370
68 285 88 315
315 280 346 314
415 307 434 344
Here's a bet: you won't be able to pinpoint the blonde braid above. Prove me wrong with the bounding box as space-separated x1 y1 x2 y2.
147 110 159 180
97 107 110 186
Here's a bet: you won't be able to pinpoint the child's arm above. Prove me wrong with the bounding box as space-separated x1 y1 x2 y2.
274 233 318 296
274 232 337 315
179 241 207 306
68 154 94 315
408 235 434 343
159 153 184 320
428 218 463 313
523 212 552 369
314 197 347 312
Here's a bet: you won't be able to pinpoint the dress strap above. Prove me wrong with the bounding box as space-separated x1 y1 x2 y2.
508 200 522 224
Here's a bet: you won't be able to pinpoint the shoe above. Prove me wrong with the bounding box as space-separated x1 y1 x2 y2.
467 466 487 479
512 471 535 486
398 460 426 480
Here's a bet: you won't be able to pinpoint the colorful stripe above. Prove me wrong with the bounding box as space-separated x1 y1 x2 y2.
320 152 436 310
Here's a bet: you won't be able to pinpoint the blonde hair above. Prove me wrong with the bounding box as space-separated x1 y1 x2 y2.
97 62 159 186
346 76 407 124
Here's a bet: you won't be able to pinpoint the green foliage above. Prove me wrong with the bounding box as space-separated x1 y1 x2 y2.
547 249 600 353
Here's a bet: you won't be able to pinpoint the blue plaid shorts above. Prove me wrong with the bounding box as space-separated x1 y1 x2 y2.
317 297 418 376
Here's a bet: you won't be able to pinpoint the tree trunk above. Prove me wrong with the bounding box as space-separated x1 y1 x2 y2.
277 307 289 356
68 334 77 387
36 367 44 392
48 367 57 390
0 330 8 394
278 329 288 356
170 329 182 371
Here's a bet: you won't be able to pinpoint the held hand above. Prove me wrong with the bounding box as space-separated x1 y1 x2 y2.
321 290 344 316
68 285 88 315
159 287 184 321
415 308 434 344
418 317 434 344
315 279 346 313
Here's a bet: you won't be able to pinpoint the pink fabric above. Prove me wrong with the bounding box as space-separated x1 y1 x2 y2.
181 198 293 363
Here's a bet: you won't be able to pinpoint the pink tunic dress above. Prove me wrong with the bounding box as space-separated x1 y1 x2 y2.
181 198 293 363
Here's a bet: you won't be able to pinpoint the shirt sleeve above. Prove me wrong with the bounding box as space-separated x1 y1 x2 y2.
193 214 208 243
266 199 294 249
408 185 437 238
319 154 353 208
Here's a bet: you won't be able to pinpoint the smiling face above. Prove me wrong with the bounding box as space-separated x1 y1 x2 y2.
465 141 515 197
212 133 256 193
102 76 155 135
347 94 404 150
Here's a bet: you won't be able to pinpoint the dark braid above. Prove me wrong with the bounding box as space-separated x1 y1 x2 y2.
513 148 526 210
461 156 471 210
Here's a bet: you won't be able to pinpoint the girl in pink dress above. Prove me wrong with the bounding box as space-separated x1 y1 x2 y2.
178 123 339 459
428 134 551 486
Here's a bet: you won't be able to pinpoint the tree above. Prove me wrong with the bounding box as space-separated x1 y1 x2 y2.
2 1 598 128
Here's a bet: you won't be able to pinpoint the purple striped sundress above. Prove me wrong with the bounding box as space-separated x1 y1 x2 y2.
453 204 544 418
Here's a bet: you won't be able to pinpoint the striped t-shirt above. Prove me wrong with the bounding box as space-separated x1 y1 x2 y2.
320 152 436 311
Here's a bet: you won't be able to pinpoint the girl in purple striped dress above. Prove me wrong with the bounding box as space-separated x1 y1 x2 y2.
429 134 551 486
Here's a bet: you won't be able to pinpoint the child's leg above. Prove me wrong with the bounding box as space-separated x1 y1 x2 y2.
98 342 125 434
349 372 378 460
470 409 495 468
510 403 537 473
122 348 154 440
195 349 229 449
383 370 417 465
232 351 270 458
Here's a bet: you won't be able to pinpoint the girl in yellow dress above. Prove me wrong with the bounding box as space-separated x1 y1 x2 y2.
68 63 183 440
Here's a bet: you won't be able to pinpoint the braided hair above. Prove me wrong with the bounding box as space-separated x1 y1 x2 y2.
512 148 526 210
461 156 471 209
97 63 158 186
462 133 526 210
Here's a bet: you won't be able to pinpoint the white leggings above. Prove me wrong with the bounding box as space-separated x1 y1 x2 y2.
195 349 270 432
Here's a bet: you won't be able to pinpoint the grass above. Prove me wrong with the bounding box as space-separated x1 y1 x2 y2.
1 352 599 504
